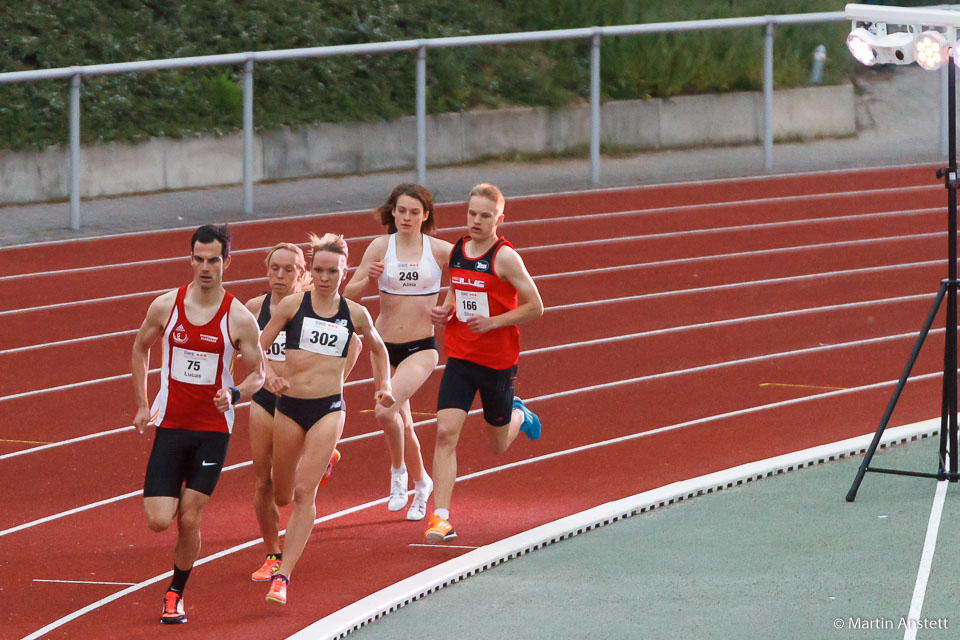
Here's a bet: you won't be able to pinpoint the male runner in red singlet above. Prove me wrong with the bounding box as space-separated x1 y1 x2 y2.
131 224 265 624
426 183 544 543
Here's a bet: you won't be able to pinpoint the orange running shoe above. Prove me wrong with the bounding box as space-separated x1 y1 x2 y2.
160 590 187 624
265 574 289 605
319 449 341 487
250 555 281 582
424 513 457 543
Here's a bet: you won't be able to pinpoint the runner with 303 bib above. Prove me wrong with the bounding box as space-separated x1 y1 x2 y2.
132 224 265 625
258 233 395 605
244 243 361 583
426 183 544 543
344 183 451 521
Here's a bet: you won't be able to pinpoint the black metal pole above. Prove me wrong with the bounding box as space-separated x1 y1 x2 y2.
846 282 948 501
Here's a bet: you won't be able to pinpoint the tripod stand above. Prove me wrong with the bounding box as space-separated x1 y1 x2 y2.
846 60 960 502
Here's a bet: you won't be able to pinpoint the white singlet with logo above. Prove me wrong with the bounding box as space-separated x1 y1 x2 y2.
455 290 490 322
265 331 286 362
378 233 442 295
299 317 350 356
171 347 219 385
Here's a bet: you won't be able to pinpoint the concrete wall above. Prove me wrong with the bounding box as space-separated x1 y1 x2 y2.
0 84 855 204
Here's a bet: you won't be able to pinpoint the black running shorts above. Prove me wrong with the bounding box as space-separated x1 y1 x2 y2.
143 427 230 498
436 356 517 426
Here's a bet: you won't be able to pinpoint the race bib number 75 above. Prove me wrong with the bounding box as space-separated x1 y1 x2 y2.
171 347 218 385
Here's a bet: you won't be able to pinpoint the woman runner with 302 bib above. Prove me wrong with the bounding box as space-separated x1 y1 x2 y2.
244 243 359 583
344 183 451 521
258 233 395 605
426 183 544 543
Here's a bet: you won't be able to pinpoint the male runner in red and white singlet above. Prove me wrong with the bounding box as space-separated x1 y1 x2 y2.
426 183 544 543
131 224 265 624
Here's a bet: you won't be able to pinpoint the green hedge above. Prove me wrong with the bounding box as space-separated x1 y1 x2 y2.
1 1 858 150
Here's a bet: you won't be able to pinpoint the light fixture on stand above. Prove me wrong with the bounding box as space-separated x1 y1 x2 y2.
844 3 960 501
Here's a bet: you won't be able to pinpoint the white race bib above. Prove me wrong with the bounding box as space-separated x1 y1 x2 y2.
299 317 349 356
387 261 431 293
265 331 286 362
171 347 219 385
455 290 490 322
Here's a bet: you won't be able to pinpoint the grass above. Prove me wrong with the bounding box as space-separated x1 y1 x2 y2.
0 0 903 151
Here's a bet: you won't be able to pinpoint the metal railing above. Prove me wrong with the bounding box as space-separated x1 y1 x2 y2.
0 11 848 230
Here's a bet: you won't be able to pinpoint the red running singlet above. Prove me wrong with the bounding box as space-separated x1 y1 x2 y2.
150 286 238 433
444 236 520 369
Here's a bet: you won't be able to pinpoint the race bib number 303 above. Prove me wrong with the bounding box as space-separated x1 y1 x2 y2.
171 347 219 385
455 290 490 322
299 317 349 356
266 331 286 362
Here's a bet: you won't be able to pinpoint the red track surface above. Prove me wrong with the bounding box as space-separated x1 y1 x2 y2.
0 165 950 639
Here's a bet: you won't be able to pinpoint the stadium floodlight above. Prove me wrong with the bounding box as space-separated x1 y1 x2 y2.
845 4 960 503
845 25 917 66
916 30 949 70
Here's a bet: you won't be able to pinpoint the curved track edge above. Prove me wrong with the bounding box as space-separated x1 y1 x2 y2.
291 417 943 640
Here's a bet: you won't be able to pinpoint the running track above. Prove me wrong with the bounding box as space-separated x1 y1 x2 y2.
0 165 951 639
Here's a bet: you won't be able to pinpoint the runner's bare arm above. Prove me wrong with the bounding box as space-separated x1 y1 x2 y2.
468 246 544 334
343 236 387 300
259 293 299 394
214 300 266 412
130 292 175 434
429 236 454 269
245 294 266 317
348 300 395 408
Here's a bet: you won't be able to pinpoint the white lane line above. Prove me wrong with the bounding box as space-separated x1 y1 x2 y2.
548 290 929 314
0 184 937 281
33 579 138 586
0 257 941 356
0 460 251 538
408 544 480 550
0 297 944 457
0 425 136 462
0 275 265 317
18 380 946 640
0 219 945 316
0 328 138 356
2 226 943 316
903 478 949 640
20 492 394 640
536 257 941 282
0 160 937 253
1 351 946 538
0 288 937 403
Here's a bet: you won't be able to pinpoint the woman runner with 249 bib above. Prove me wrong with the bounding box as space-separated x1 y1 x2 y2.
344 183 451 521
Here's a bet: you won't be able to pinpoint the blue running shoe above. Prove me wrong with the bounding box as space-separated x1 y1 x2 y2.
513 397 541 440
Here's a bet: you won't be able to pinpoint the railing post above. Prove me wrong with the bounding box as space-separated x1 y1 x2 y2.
242 57 254 215
590 30 601 184
416 44 427 186
69 71 81 230
763 21 774 171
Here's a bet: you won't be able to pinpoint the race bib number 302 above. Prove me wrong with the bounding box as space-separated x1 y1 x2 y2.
299 317 349 356
455 290 490 322
171 347 218 385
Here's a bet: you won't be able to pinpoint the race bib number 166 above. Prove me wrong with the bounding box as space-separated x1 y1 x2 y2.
455 290 490 322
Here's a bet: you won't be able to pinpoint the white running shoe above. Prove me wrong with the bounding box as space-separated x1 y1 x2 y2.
388 469 408 511
406 476 433 521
